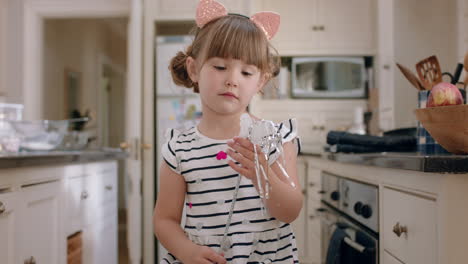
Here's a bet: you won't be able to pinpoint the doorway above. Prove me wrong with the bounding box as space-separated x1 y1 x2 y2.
42 17 130 264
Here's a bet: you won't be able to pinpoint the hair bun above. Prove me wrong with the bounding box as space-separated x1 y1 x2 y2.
169 50 196 90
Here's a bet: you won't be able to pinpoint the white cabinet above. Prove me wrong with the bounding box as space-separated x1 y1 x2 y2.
0 189 19 264
304 155 468 264
153 0 251 21
64 161 118 264
0 160 118 264
82 215 117 264
382 187 437 264
18 180 63 264
64 167 88 236
291 157 322 264
258 0 375 55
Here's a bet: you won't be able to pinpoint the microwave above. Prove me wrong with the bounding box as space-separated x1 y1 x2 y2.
291 57 370 98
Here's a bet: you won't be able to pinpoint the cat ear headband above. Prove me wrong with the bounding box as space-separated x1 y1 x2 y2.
195 0 280 40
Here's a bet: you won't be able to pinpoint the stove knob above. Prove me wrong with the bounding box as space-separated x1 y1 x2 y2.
330 191 340 201
354 202 363 215
361 205 373 219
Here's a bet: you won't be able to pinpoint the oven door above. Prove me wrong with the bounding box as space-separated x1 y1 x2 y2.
319 202 378 264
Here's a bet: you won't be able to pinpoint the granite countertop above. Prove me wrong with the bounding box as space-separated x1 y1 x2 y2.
0 148 128 169
300 152 468 173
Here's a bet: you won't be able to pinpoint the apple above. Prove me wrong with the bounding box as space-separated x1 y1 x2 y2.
427 82 464 107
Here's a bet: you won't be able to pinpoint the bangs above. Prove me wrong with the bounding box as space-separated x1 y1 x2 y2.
202 16 270 72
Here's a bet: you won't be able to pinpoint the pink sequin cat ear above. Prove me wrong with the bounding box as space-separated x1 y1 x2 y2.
195 0 228 28
195 0 281 40
250 12 281 40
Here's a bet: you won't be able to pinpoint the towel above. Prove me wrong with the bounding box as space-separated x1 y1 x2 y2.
326 226 348 264
326 131 416 153
341 229 376 264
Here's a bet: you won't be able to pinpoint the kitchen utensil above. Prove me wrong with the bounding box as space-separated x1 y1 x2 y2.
10 120 69 151
450 63 464 84
9 118 89 151
464 52 468 85
59 131 90 150
396 63 425 90
414 104 468 154
441 63 464 87
415 55 443 90
0 103 23 121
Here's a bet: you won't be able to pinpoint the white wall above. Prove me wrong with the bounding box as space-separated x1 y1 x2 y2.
462 0 468 83
1 0 23 103
0 0 5 99
459 0 468 58
392 0 458 129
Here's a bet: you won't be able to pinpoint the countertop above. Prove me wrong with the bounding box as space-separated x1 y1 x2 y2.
0 148 128 169
300 151 468 173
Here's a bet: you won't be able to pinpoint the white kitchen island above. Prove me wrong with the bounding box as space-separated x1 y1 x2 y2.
0 150 126 264
294 152 468 264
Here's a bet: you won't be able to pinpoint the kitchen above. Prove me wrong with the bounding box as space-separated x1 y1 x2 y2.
0 0 468 264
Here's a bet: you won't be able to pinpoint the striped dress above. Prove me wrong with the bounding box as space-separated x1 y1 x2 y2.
161 118 300 264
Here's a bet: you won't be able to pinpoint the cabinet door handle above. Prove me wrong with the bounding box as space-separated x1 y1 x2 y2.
311 25 319 31
392 222 408 237
318 190 326 194
105 185 113 191
142 143 152 150
309 183 315 187
0 201 5 214
319 25 325 31
120 142 130 149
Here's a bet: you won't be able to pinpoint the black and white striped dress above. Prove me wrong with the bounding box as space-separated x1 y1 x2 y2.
161 118 301 264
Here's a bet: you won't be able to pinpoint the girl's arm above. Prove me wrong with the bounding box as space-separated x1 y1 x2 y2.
153 163 226 263
227 138 303 223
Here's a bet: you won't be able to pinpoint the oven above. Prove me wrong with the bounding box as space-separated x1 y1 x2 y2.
318 172 379 264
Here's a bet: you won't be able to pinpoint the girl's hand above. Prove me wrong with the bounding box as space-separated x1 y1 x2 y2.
183 244 226 264
226 137 267 181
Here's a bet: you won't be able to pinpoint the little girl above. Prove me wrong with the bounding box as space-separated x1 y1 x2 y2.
153 0 303 263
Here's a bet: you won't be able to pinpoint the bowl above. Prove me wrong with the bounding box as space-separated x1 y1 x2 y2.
10 120 69 151
414 104 468 154
59 131 90 150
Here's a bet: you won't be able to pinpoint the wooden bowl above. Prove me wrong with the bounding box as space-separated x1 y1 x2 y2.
414 104 468 154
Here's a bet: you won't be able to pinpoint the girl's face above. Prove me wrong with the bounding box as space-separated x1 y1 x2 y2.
187 56 266 116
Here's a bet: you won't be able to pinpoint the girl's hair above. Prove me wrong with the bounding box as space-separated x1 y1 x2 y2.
169 15 280 93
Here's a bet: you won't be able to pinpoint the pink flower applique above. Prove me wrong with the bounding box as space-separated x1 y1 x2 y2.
216 151 227 160
188 202 193 209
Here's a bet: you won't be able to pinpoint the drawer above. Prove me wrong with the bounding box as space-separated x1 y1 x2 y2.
382 187 437 264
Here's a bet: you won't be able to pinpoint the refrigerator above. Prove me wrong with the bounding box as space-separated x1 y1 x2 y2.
155 36 202 261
